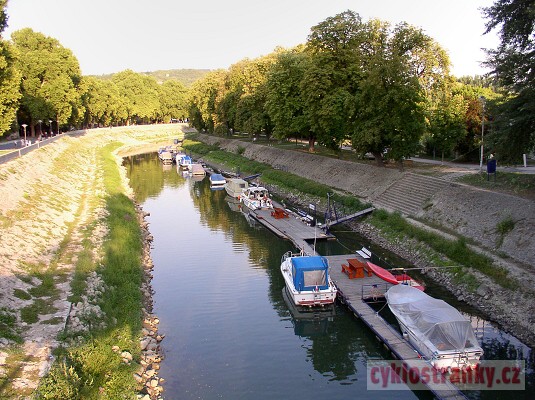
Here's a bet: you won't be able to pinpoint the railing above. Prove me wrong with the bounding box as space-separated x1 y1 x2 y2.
361 282 389 303
0 131 86 165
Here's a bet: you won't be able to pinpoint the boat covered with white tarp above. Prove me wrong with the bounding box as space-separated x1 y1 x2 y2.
385 284 483 372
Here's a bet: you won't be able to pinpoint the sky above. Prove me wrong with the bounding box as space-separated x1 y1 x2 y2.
3 0 500 77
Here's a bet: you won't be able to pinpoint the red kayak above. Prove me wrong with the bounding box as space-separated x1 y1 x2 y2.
367 262 425 291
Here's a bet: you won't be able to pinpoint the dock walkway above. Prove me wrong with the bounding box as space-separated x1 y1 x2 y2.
249 202 334 254
325 254 467 399
248 201 466 398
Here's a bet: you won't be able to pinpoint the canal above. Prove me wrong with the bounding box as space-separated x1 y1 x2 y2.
125 153 533 400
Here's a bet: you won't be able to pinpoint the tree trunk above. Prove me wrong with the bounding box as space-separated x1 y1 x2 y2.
373 151 384 167
397 159 404 171
308 135 315 152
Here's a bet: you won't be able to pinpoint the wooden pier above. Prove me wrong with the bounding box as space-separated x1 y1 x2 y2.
249 204 466 399
249 203 335 254
325 254 467 399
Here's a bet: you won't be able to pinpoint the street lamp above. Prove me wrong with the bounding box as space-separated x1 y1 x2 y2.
49 120 53 136
479 96 486 171
21 124 27 144
38 120 42 137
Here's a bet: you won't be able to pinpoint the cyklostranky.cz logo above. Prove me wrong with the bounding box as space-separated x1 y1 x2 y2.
367 360 525 391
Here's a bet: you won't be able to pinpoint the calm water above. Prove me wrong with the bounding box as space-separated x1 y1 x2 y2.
125 153 533 400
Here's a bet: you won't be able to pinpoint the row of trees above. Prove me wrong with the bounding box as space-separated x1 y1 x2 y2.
1 2 532 163
188 11 495 166
0 5 189 138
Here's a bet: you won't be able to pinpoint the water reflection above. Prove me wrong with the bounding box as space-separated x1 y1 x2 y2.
124 152 186 202
125 153 532 399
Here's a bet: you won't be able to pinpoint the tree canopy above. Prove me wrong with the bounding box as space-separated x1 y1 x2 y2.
0 5 508 169
11 28 82 135
0 0 21 136
483 0 535 161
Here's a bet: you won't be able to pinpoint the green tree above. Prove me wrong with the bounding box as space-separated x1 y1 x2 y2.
112 70 160 125
265 48 311 143
81 76 125 127
426 86 468 161
302 10 364 152
351 21 445 168
0 0 7 33
188 70 226 132
234 54 277 139
0 0 21 137
159 79 188 123
11 28 82 135
483 0 535 162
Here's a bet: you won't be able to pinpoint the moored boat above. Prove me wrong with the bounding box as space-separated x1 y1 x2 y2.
209 173 226 188
385 284 483 372
241 186 273 210
367 262 425 291
158 147 173 164
280 252 337 307
178 155 192 170
224 178 249 200
191 163 206 176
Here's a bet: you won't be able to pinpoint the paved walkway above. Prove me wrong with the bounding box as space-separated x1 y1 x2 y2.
408 157 535 174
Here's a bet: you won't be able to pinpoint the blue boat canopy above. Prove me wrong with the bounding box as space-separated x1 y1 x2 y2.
210 173 226 182
179 155 192 163
291 256 329 291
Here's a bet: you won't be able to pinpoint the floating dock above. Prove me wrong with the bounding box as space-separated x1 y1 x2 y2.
325 254 467 399
249 202 335 254
249 203 466 399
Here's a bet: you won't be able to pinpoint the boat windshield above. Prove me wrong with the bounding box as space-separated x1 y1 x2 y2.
303 270 327 287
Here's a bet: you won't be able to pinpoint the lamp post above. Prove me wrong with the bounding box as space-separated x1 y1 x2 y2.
49 120 53 136
38 120 42 137
479 96 486 171
21 124 27 145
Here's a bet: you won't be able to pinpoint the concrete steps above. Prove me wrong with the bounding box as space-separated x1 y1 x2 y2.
373 173 450 216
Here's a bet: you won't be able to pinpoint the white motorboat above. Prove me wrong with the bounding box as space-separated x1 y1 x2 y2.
385 284 483 372
241 186 273 210
209 173 226 189
178 155 192 170
280 252 337 307
225 178 249 200
158 148 173 164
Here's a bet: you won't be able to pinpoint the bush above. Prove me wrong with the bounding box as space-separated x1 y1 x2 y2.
35 362 81 399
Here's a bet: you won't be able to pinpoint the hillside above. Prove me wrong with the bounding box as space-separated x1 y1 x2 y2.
90 68 211 87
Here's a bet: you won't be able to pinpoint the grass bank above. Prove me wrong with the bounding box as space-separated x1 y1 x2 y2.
458 171 535 199
368 210 512 290
35 143 143 399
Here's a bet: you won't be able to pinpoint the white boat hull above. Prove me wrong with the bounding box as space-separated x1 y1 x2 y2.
280 256 337 307
395 317 482 371
240 186 273 211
